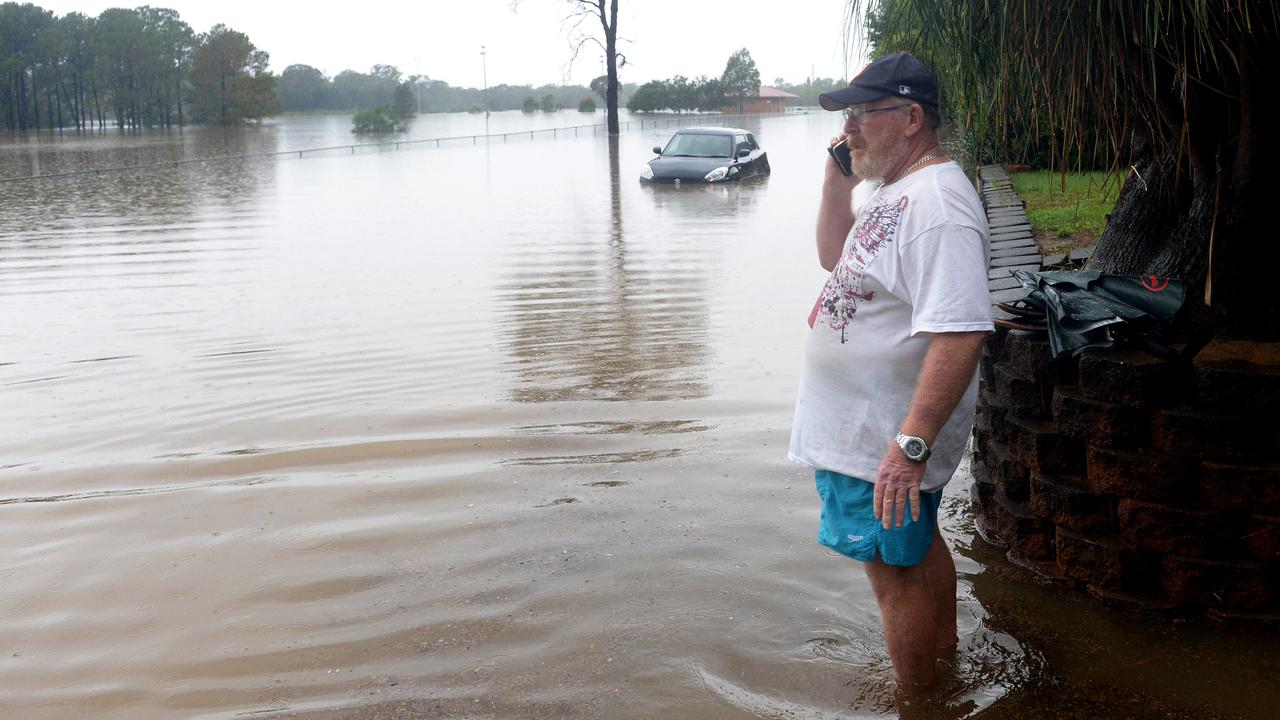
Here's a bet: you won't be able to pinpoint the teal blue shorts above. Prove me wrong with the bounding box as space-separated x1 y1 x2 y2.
815 470 942 567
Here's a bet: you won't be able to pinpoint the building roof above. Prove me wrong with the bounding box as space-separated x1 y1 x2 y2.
757 86 800 99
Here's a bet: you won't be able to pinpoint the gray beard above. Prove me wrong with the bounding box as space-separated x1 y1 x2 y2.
852 136 912 183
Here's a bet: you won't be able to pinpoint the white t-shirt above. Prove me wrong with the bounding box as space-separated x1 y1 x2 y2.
789 161 994 492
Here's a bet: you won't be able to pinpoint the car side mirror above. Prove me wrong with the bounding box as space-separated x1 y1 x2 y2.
652 146 663 155
737 148 752 159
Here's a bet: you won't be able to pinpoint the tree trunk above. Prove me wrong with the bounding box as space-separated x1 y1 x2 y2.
30 70 39 131
18 71 29 131
1087 32 1280 341
55 80 65 129
602 0 619 135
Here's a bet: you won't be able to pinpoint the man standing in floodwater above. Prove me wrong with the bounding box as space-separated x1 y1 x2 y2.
789 52 993 688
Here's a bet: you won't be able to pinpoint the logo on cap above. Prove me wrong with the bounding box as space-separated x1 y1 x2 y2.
899 85 913 96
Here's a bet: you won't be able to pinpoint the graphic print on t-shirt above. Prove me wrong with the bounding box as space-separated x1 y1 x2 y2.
808 195 909 342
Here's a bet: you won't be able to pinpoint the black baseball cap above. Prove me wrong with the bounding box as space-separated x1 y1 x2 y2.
819 52 939 111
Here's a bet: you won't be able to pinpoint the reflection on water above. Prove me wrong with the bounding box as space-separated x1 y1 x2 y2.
497 134 712 403
1 113 1277 720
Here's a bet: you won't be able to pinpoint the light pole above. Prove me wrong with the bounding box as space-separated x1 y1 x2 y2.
480 45 489 118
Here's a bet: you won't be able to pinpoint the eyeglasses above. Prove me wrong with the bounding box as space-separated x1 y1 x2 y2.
842 104 913 124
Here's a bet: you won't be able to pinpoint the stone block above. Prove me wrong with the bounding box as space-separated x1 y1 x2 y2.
1086 445 1196 504
1160 554 1275 610
1191 340 1280 415
983 332 1009 364
975 493 1056 560
1117 499 1222 558
1055 527 1136 590
1152 407 1276 462
1030 472 1113 533
1078 348 1174 408
979 374 997 407
1199 461 1280 513
986 441 1031 502
974 402 1010 449
969 476 998 510
1004 330 1077 387
993 360 1051 418
1052 385 1149 449
1004 329 1053 375
1242 514 1280 565
979 360 997 396
1005 413 1086 476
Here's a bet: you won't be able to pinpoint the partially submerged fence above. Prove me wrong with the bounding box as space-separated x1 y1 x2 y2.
0 113 766 184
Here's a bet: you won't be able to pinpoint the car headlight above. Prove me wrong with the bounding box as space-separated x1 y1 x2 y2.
704 166 729 182
640 163 654 180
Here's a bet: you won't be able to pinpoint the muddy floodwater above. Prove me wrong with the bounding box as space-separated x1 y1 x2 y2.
1 112 1277 719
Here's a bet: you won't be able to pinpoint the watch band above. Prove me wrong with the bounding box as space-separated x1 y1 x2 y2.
894 431 932 462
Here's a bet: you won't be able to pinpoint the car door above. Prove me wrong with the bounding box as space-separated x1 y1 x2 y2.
734 134 756 177
746 133 768 175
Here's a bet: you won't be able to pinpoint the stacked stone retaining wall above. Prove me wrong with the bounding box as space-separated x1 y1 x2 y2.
971 165 1280 623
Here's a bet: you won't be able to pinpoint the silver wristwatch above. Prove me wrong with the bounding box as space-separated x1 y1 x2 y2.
894 432 931 462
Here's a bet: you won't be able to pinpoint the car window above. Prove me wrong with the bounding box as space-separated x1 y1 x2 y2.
734 135 749 154
746 134 759 150
663 133 733 158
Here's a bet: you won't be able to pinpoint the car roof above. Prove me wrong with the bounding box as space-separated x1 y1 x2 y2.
672 127 751 136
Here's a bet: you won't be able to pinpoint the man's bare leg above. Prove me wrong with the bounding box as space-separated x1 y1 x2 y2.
923 529 958 656
864 533 957 686
864 562 937 685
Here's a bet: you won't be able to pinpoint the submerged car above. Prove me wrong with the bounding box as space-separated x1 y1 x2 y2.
640 127 770 184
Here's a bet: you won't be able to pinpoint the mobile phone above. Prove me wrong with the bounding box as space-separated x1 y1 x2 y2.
827 141 853 177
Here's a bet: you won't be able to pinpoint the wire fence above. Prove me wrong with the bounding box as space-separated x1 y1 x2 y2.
0 112 776 185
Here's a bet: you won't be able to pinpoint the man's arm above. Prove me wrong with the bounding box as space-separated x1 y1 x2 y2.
873 330 988 528
816 138 861 271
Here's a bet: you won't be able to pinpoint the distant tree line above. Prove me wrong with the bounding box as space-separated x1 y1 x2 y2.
0 2 275 130
277 63 637 115
626 48 832 114
626 76 726 113
2 2 837 133
770 77 848 107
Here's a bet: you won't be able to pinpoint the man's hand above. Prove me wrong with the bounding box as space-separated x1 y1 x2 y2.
824 134 860 187
817 135 862 271
873 442 927 529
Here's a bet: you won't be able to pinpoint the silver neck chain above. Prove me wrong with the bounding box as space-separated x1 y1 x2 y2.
889 152 942 184
904 153 940 175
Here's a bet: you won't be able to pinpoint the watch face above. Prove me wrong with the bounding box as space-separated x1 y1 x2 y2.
905 439 925 458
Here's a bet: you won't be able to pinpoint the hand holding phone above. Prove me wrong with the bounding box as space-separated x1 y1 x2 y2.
827 140 853 177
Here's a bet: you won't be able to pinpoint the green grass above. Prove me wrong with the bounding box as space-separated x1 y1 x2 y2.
1010 170 1120 240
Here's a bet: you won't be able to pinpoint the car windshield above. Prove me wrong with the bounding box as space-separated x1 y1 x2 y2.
662 133 732 158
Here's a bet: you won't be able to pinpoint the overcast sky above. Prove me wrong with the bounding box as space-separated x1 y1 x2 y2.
37 0 869 88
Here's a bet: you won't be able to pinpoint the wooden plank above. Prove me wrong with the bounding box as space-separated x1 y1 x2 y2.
990 287 1029 304
991 253 1042 268
989 263 1039 280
